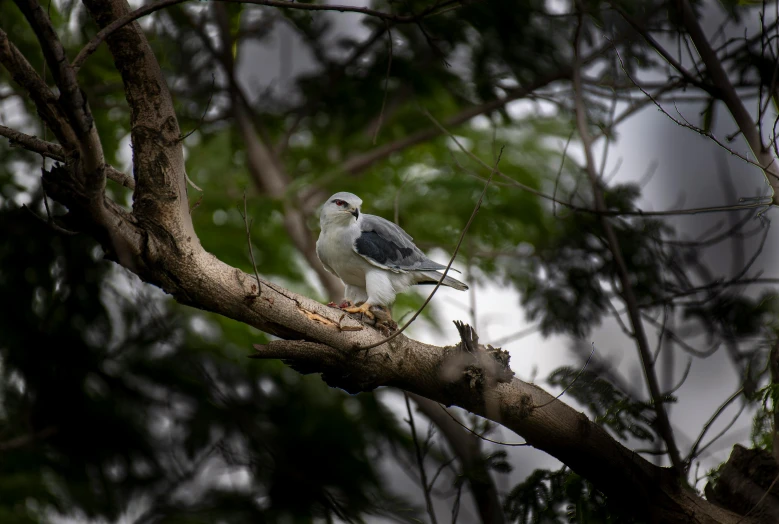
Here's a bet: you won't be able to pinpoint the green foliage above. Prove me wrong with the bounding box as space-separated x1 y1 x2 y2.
2 0 778 521
511 184 673 337
750 382 779 451
0 206 419 522
504 466 635 523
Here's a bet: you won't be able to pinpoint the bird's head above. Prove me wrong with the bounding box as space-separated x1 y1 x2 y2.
320 192 362 226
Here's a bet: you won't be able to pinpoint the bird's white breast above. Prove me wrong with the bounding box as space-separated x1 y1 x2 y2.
317 224 370 287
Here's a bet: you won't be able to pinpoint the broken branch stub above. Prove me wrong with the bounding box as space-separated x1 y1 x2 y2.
448 320 514 391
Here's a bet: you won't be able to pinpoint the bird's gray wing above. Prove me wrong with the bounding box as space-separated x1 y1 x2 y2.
354 214 452 272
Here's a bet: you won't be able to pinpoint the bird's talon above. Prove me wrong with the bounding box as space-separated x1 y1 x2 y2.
343 303 375 319
326 301 339 308
338 300 353 309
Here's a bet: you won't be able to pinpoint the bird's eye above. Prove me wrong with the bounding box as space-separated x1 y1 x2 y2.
333 199 345 207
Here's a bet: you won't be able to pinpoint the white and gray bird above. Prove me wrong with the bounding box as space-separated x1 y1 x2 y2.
316 192 468 320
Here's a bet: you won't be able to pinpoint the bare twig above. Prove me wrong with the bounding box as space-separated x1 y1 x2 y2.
409 393 507 523
240 191 262 297
372 24 393 145
0 28 78 147
488 325 541 347
536 342 596 409
674 0 779 204
552 130 575 218
179 73 216 141
435 404 528 447
663 358 693 396
686 387 744 465
423 107 770 218
693 402 747 463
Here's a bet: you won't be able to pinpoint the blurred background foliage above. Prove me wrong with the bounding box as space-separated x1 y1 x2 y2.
1 0 778 522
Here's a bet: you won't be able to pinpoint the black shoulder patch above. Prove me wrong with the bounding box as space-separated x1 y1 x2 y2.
355 230 414 266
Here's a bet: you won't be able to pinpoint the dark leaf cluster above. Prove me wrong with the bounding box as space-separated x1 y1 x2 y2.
548 368 661 442
503 466 636 523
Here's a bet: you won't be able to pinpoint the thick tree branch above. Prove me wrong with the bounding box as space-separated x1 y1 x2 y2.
14 0 106 210
81 0 195 244
2 3 762 522
14 0 94 138
248 332 743 523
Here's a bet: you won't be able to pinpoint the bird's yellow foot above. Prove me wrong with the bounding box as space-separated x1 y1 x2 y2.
343 302 375 319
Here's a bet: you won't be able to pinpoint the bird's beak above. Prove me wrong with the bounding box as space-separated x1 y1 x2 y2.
351 208 359 220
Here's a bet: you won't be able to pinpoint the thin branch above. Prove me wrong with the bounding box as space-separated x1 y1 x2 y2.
409 393 507 524
610 41 778 196
662 358 693 396
405 392 438 524
611 3 715 95
536 342 596 409
686 387 744 465
675 0 779 204
488 325 541 347
72 0 464 71
435 404 528 447
572 6 683 475
0 125 136 189
179 73 216 141
372 24 393 145
0 124 64 161
552 130 574 218
423 107 771 218
652 305 670 363
693 402 747 463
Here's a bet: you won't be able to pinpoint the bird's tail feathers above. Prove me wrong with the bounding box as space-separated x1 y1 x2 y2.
418 271 468 291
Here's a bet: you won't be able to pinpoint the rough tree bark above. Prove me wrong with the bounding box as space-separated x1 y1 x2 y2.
0 1 769 523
